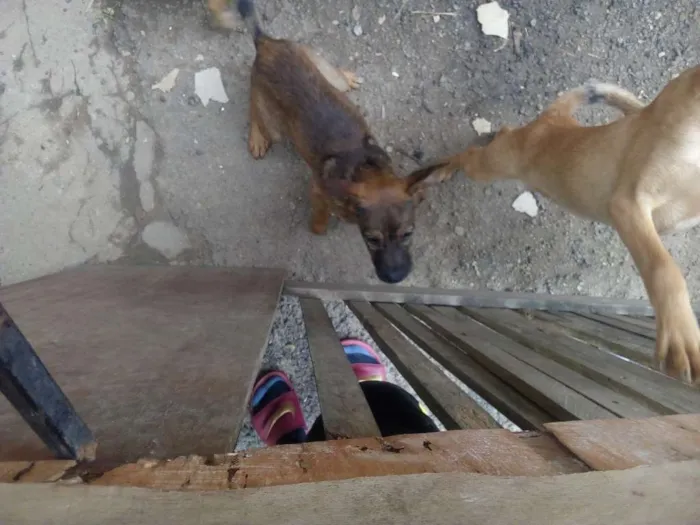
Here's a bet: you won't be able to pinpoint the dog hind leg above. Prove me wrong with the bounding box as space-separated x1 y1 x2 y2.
299 46 360 92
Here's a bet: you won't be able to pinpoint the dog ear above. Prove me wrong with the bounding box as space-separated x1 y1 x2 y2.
405 161 451 196
363 136 391 168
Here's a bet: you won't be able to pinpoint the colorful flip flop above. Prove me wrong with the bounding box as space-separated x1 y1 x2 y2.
250 370 307 446
341 339 387 382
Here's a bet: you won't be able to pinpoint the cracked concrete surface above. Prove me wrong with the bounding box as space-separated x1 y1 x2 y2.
0 0 698 448
0 0 198 285
2 0 698 292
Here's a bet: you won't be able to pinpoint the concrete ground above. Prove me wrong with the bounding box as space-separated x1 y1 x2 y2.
1 0 698 448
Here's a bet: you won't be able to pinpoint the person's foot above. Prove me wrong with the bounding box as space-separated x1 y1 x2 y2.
250 370 306 446
341 339 387 382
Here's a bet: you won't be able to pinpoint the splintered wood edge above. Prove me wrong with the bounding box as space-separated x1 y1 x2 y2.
0 429 587 488
4 415 699 490
3 461 700 525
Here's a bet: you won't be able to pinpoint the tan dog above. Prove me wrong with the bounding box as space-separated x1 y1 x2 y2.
236 0 443 284
207 0 238 29
416 66 700 383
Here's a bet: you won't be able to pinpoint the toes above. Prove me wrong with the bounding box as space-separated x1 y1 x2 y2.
248 134 270 159
654 336 670 374
310 213 329 234
310 222 328 235
341 70 361 90
666 342 692 383
689 347 700 385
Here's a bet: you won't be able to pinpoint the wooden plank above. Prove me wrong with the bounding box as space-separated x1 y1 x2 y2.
0 302 96 461
0 462 34 482
458 309 658 419
0 265 285 463
406 305 616 422
546 414 700 471
299 298 380 439
285 280 663 315
576 313 656 339
82 429 587 490
375 303 554 430
532 311 654 365
347 301 500 430
464 308 700 415
0 461 76 483
3 462 700 525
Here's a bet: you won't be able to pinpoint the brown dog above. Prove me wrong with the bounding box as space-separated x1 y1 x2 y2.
415 67 700 383
236 0 443 283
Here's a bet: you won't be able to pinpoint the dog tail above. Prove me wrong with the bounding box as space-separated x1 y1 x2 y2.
237 0 264 43
585 82 646 114
545 82 645 117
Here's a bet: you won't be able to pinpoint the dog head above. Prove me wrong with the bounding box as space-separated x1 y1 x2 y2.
320 138 445 284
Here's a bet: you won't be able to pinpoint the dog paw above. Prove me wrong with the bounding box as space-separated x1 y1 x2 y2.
341 70 362 90
210 9 239 30
656 307 700 384
310 215 329 235
248 128 270 159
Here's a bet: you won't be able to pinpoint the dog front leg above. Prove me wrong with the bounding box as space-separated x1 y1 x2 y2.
610 196 700 383
309 180 331 235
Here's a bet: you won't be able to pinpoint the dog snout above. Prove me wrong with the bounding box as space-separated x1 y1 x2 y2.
373 246 412 284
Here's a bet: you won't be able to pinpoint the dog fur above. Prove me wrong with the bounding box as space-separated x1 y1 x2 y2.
415 66 700 383
236 0 443 284
207 0 239 29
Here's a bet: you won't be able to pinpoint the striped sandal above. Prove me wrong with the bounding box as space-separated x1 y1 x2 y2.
341 339 387 382
249 370 307 446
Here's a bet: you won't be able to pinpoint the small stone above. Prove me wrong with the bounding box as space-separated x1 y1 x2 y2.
378 15 386 25
476 1 510 40
353 24 363 36
530 18 537 27
512 191 539 218
392 70 400 78
352 5 361 21
455 226 465 236
472 117 492 135
187 95 199 106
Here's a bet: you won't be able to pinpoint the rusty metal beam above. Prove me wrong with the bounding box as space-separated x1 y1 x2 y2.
0 302 96 461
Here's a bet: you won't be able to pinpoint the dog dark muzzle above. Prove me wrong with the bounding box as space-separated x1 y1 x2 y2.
372 245 412 284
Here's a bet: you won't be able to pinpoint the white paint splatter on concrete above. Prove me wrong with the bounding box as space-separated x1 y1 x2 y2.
194 67 229 107
142 221 190 259
151 68 179 93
